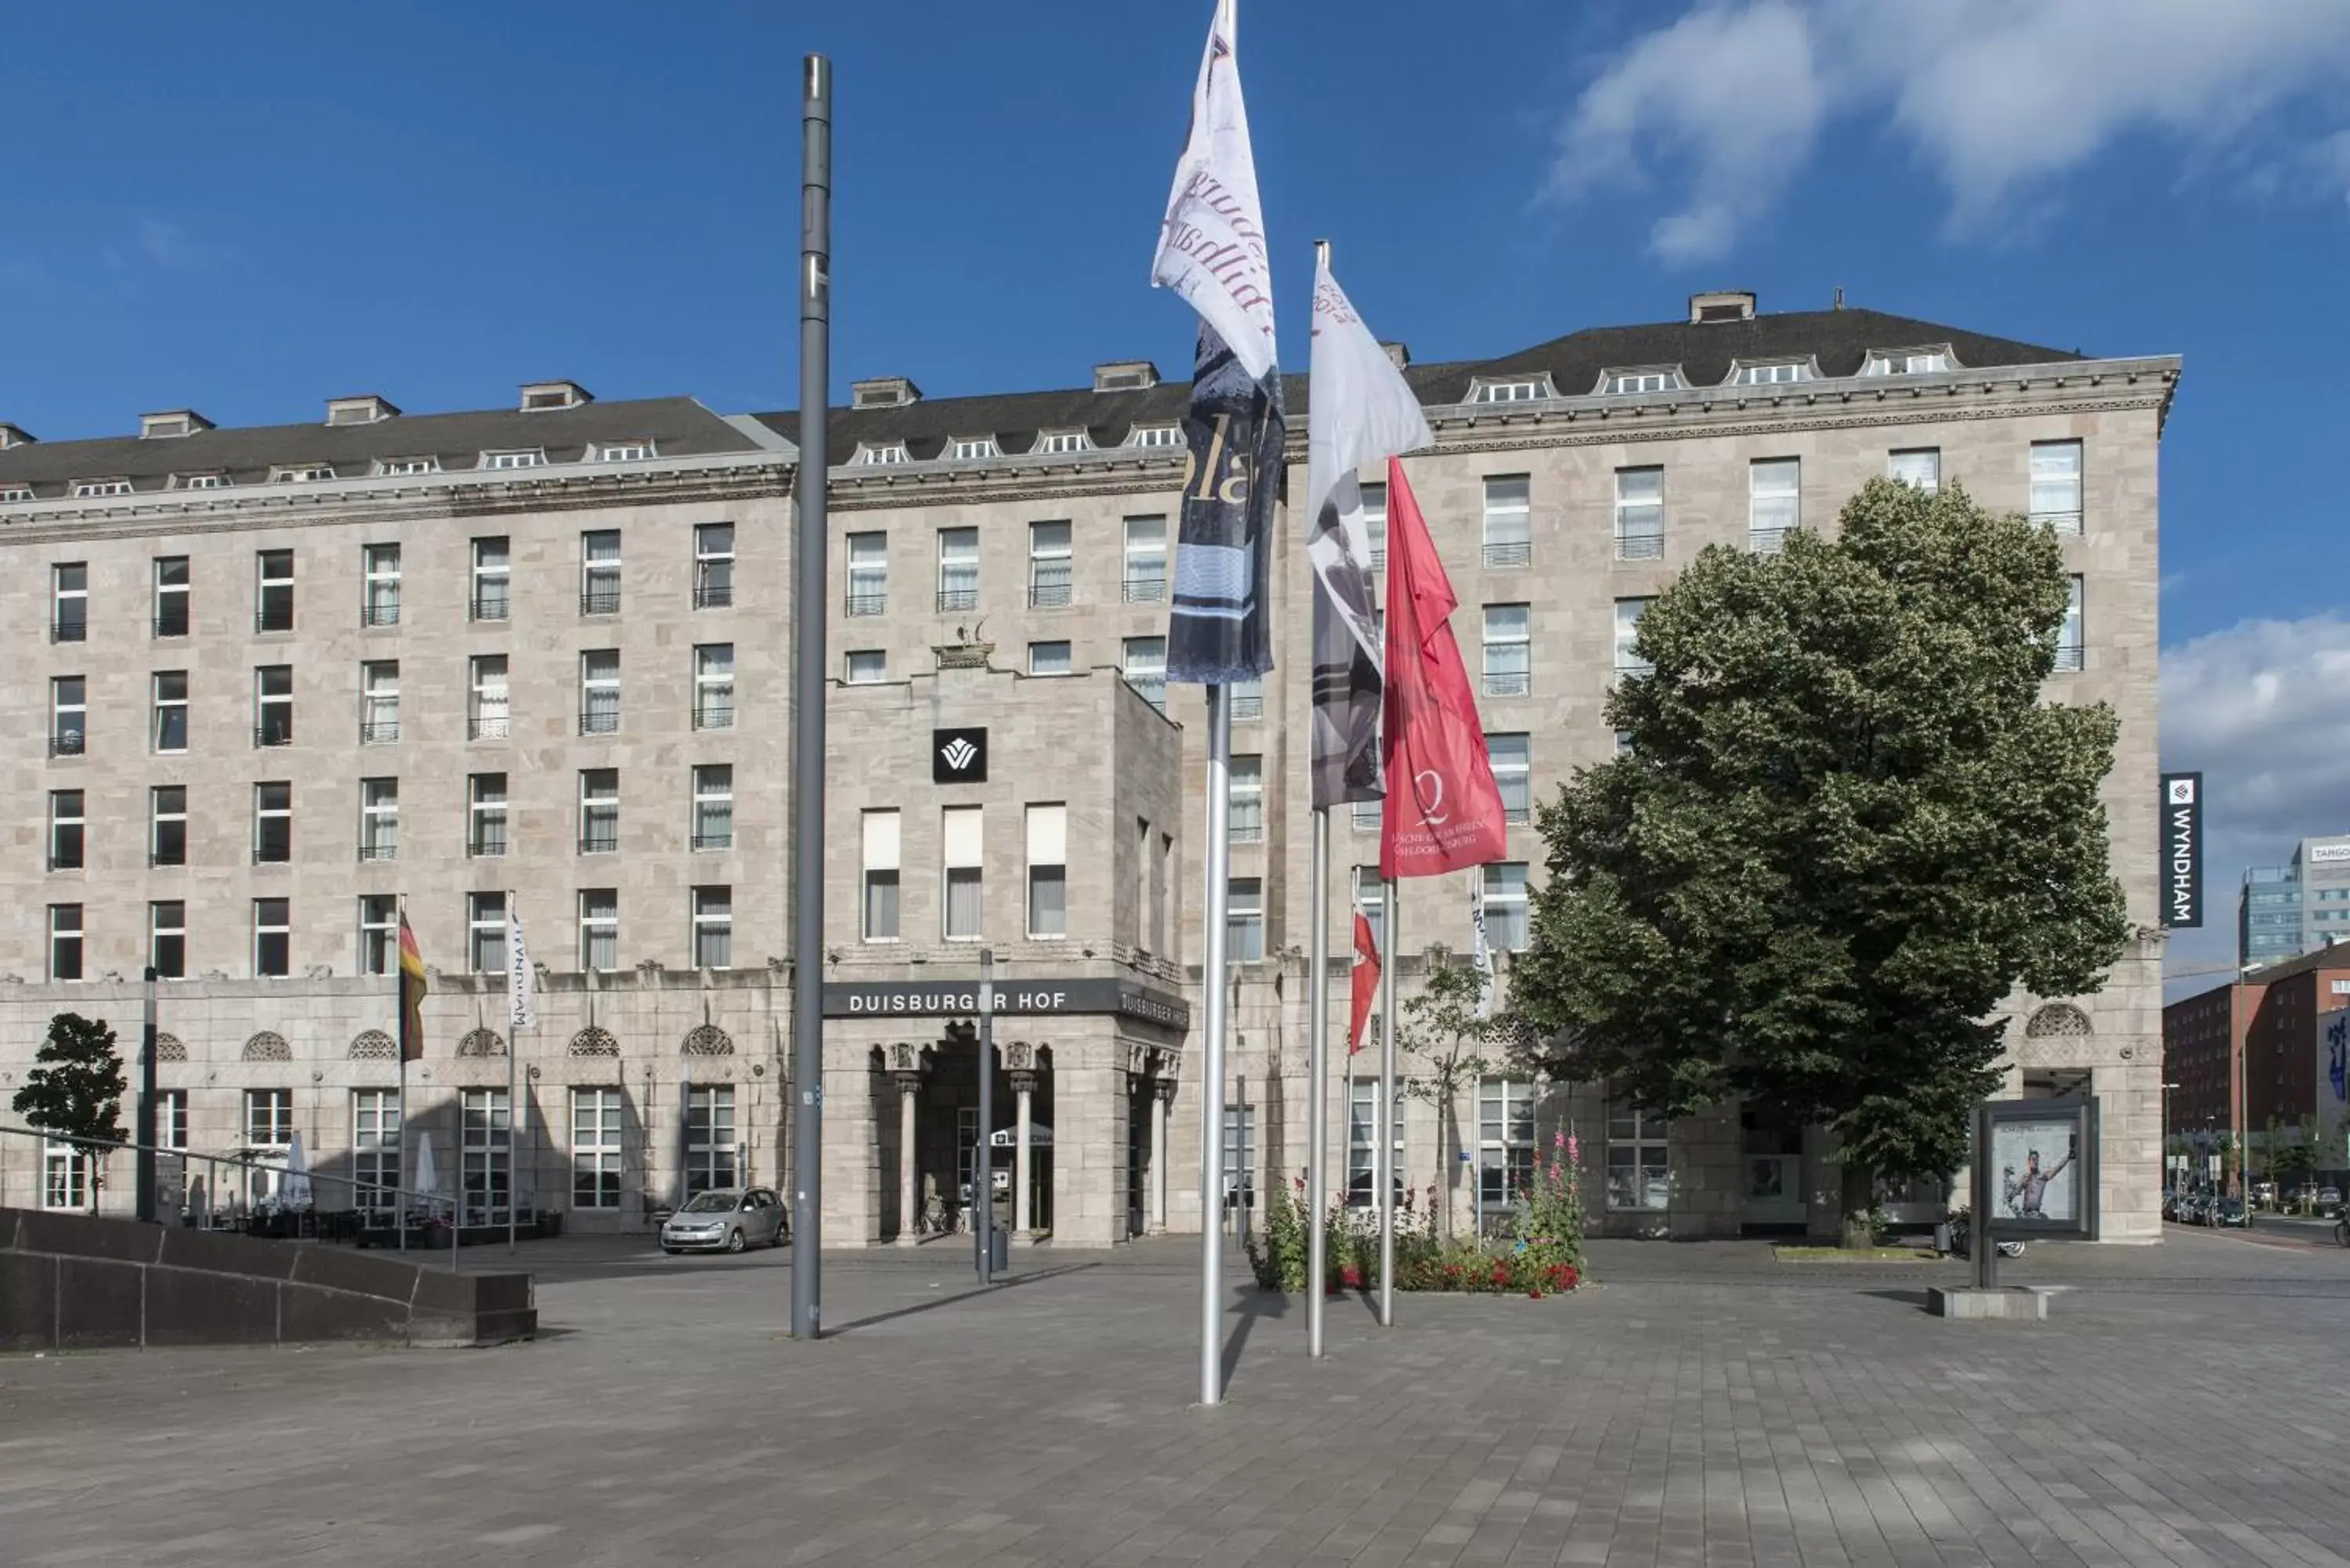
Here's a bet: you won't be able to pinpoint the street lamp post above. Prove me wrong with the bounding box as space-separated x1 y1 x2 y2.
2160 1080 2180 1195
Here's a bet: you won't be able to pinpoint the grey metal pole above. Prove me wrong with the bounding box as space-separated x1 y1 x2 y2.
1306 807 1329 1357
1973 1104 1995 1291
1199 685 1232 1405
975 948 995 1285
136 967 158 1223
1379 879 1397 1327
397 1060 407 1253
790 50 833 1342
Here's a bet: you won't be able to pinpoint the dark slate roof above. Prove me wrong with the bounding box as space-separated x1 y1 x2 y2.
0 396 763 499
755 306 2083 464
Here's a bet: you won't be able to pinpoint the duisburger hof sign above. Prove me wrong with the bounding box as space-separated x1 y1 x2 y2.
821 977 1190 1031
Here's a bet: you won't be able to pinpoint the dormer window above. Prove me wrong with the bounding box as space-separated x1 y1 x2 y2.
850 377 921 410
327 395 400 426
483 450 548 471
0 486 34 503
1036 430 1091 455
139 410 212 439
72 478 132 497
376 457 440 476
1601 368 1682 396
949 436 1000 461
1470 378 1550 404
853 443 909 466
1861 347 1954 377
176 473 226 490
597 441 654 463
1730 360 1812 386
519 381 591 411
1129 425 1184 449
271 464 336 484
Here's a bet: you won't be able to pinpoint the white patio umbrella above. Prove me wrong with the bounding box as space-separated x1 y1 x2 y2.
414 1133 441 1219
280 1132 313 1211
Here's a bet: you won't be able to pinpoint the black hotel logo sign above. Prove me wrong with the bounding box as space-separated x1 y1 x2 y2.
933 727 988 784
2160 771 2202 928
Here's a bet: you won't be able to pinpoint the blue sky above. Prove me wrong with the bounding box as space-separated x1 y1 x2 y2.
3 1 2346 977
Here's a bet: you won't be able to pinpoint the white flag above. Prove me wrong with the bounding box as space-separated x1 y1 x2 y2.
506 896 535 1031
1150 0 1277 381
1470 876 1496 1021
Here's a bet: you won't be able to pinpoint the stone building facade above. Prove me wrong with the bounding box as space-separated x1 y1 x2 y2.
0 291 2178 1244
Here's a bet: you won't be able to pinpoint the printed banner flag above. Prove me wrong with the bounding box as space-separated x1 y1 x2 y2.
1470 876 1497 1020
1307 258 1431 807
1379 458 1507 879
507 896 536 1031
397 911 429 1064
1348 893 1382 1056
1150 0 1275 381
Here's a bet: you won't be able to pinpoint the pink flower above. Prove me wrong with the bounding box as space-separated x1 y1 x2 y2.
1566 1136 1580 1165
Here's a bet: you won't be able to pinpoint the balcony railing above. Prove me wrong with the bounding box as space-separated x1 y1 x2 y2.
2034 509 2084 538
361 601 400 627
50 616 87 644
360 721 400 744
1029 580 1072 609
580 587 621 616
470 716 511 741
253 843 291 866
48 732 85 757
1481 670 1531 699
2054 642 2085 673
1231 692 1264 720
1748 527 1792 556
253 724 294 749
255 605 295 634
1123 575 1166 604
936 587 978 613
47 851 81 873
845 591 886 617
148 850 185 869
1614 532 1665 562
690 832 734 851
470 594 510 623
692 704 736 732
468 836 508 859
1482 540 1531 569
579 708 620 735
153 610 190 638
695 581 734 610
357 843 397 862
1125 675 1167 714
1229 818 1264 845
578 831 619 855
1502 804 1531 827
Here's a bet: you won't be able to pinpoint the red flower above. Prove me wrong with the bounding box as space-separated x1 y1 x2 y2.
1528 1289 1543 1299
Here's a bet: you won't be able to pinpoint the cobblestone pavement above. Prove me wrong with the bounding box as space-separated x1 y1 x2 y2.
5 1225 2349 1566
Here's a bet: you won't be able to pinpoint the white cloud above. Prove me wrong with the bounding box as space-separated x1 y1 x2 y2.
1544 0 2350 262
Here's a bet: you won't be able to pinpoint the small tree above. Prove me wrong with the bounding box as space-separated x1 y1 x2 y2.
1397 943 1496 1242
11 1012 126 1214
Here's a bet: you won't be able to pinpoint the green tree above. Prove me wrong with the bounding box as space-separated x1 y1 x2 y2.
11 1012 127 1213
1397 943 1497 1242
1507 479 2129 1246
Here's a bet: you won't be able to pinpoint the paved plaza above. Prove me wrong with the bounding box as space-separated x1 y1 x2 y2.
6 1226 2350 1566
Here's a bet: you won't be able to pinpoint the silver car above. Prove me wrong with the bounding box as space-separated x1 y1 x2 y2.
660 1187 787 1254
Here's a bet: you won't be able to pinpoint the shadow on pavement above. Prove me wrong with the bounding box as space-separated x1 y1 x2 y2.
824 1262 1101 1335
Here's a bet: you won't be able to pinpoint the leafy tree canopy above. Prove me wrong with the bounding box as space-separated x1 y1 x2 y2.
13 1011 126 1147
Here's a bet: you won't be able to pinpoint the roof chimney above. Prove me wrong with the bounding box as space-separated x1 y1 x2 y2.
1381 341 1411 370
850 376 921 410
1091 360 1160 393
0 423 34 450
1688 291 1756 324
519 381 592 412
327 394 400 426
139 409 214 439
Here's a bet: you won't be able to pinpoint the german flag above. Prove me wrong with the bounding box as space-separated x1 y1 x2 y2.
397 910 429 1063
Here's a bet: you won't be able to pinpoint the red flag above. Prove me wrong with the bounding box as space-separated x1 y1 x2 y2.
1348 898 1380 1056
1379 457 1507 879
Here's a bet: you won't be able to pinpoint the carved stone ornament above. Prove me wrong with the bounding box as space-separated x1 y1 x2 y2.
1154 1076 1178 1105
888 1042 924 1075
242 1031 291 1063
458 1028 508 1057
682 1024 735 1057
569 1027 620 1058
349 1030 396 1060
1007 1069 1039 1096
2025 1003 2094 1039
156 1033 187 1063
1003 1041 1035 1071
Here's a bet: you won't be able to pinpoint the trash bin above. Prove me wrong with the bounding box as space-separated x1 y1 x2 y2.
989 1226 1010 1274
1932 1221 1952 1254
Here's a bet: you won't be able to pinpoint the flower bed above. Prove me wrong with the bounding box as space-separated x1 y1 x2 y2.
1247 1131 1589 1297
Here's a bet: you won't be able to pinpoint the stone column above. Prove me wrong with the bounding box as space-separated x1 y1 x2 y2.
893 1073 920 1243
1152 1075 1176 1234
1010 1067 1038 1235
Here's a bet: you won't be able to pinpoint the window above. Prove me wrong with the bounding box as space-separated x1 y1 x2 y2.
685 1086 738 1196
1889 448 1940 493
950 435 999 461
1028 641 1072 677
1361 481 1388 569
1733 361 1810 385
598 441 653 463
468 891 507 974
1229 755 1264 844
1222 1102 1258 1210
482 450 545 471
359 778 398 862
1028 520 1072 608
692 764 733 851
695 522 735 609
1130 424 1183 449
1481 605 1530 697
354 1090 401 1217
157 1090 189 1152
48 904 83 981
1605 370 1676 396
361 661 400 743
470 537 511 621
52 676 87 756
1863 349 1951 376
362 544 400 626
1481 476 1531 568
254 782 293 865
942 806 983 941
150 786 186 868
376 457 437 476
1488 733 1531 826
1231 675 1264 721
844 650 887 684
1027 804 1068 939
150 901 186 980
579 768 620 853
255 550 295 633
1123 637 1166 713
359 895 397 976
245 1088 296 1147
1477 1078 1538 1216
1354 867 1386 953
2031 440 2084 537
853 442 908 465
571 1089 623 1209
271 464 334 484
1484 862 1530 952
0 485 32 503
470 655 510 740
154 556 190 638
48 790 84 871
461 1089 512 1222
42 1139 89 1211
578 889 618 971
1614 468 1664 561
1227 876 1264 963
1607 1099 1672 1211
1036 430 1090 454
2057 576 2084 672
1748 458 1799 554
255 665 294 747
1471 380 1546 403
253 898 291 977
845 531 887 615
468 774 508 857
937 527 978 612
862 809 901 941
691 886 732 968
692 645 735 730
73 478 132 498
1614 598 1654 677
51 562 87 643
1347 1079 1405 1208
580 529 622 615
579 649 620 733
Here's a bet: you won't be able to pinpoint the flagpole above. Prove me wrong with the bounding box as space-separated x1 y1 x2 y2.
1199 683 1233 1406
396 898 408 1255
1379 878 1397 1328
506 890 519 1257
1305 234 1333 1362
